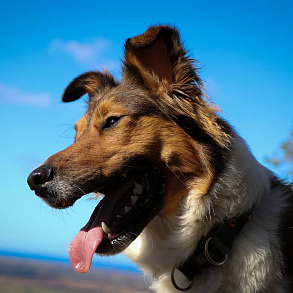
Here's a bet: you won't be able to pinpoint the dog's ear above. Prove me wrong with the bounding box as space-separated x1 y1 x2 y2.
123 25 202 93
123 25 230 148
62 71 117 102
123 26 174 87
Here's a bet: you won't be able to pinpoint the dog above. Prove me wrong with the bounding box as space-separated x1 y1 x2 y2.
27 25 293 292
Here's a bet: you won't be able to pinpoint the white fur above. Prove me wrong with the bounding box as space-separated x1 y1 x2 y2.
124 131 290 292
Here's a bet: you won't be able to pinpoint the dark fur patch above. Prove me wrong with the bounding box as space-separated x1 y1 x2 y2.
271 177 293 284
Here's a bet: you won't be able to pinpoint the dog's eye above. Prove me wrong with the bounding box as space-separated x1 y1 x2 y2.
103 116 121 129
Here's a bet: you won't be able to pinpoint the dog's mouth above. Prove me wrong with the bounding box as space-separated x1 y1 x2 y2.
68 164 165 273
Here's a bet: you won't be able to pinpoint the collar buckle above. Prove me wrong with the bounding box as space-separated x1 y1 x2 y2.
171 266 194 291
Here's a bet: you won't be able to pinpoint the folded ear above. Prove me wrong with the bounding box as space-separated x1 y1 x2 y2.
62 71 117 102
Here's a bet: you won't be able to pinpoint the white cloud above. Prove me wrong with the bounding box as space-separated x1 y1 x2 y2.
48 38 119 71
0 83 51 107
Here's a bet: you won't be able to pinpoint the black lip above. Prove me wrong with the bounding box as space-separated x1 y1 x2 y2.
34 177 104 209
36 189 83 210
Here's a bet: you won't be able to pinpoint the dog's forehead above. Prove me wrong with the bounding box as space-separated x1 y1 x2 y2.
87 84 161 118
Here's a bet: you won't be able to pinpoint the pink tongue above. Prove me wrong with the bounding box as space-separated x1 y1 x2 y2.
68 223 104 273
68 199 112 273
68 179 136 273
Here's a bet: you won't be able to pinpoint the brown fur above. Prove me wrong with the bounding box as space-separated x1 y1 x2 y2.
124 25 230 148
45 25 228 209
27 26 229 243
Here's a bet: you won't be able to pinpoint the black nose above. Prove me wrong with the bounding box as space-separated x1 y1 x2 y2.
27 165 53 196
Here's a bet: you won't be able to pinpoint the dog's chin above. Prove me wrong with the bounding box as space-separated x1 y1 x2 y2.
34 185 83 210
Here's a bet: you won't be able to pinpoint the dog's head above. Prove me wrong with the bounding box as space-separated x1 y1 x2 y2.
27 25 230 273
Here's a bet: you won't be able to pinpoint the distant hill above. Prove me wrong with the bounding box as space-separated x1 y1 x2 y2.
0 256 151 293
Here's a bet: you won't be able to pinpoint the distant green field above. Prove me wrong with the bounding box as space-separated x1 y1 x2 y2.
0 257 151 293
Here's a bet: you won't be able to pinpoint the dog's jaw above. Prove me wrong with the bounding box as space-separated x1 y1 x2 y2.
67 165 165 273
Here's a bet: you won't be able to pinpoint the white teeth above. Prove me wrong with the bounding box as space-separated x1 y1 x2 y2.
89 192 104 200
101 222 111 235
124 206 132 214
133 182 144 196
117 215 122 218
131 195 139 206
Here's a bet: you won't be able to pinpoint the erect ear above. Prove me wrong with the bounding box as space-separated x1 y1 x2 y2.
62 71 118 102
123 25 201 92
124 26 175 84
123 25 230 148
123 26 176 89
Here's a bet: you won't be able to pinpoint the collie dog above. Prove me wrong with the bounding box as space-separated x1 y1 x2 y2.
27 25 293 292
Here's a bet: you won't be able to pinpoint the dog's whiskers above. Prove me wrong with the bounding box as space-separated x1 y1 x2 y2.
72 184 86 195
166 162 188 188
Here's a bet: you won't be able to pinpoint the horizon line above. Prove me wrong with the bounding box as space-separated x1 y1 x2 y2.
0 249 140 273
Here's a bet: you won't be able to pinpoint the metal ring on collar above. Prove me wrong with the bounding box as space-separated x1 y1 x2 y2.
171 266 194 291
204 237 228 266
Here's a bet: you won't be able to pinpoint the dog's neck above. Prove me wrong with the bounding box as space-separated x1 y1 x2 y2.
124 131 272 290
171 206 253 291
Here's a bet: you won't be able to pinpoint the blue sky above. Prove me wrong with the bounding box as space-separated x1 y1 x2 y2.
1 0 293 271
